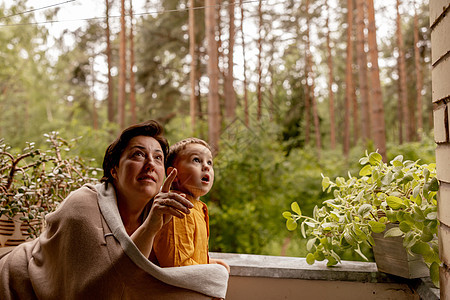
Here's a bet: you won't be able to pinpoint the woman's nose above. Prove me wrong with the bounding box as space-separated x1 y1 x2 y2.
145 157 155 170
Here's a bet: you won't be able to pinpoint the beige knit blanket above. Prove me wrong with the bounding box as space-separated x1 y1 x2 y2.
0 183 229 299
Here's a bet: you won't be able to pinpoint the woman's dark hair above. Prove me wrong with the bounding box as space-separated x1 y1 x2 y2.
101 120 169 183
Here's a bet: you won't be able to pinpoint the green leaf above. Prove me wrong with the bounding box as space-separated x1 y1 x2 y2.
344 231 356 246
369 221 386 233
291 202 302 216
358 204 372 217
411 241 431 255
429 177 439 192
359 165 372 176
326 255 338 266
369 152 383 165
306 253 315 265
306 238 317 251
412 185 421 199
322 176 331 191
381 171 394 185
282 211 292 220
399 221 411 233
321 222 334 230
427 212 437 220
430 262 440 288
301 222 306 238
314 251 325 261
386 210 397 223
355 245 369 261
386 196 405 210
384 226 403 238
286 219 297 231
423 168 430 182
392 159 403 167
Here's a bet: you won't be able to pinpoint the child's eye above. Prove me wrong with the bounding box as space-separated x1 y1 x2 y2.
193 157 201 163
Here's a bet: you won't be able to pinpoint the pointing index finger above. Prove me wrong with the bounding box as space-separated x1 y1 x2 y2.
161 168 177 193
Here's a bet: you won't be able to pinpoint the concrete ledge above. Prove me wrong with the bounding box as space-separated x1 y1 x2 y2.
210 252 439 300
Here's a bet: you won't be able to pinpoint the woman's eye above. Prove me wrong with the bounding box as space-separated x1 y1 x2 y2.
155 155 163 161
133 151 145 158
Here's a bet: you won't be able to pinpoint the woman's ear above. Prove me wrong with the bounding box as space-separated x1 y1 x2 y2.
111 166 118 180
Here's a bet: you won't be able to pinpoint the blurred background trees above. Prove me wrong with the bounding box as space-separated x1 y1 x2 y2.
0 0 434 257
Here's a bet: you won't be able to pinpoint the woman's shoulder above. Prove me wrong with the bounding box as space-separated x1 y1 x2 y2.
47 184 102 220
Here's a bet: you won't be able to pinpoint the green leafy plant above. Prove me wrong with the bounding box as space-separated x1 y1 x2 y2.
283 151 440 286
0 132 101 238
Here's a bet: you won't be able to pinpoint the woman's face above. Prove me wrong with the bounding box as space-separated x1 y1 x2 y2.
112 136 165 205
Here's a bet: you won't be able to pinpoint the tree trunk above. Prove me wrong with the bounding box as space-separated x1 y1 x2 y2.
206 0 221 155
413 0 423 141
257 0 263 121
356 0 370 142
304 0 311 146
325 0 336 150
225 0 236 120
367 0 386 159
105 0 114 124
344 0 353 158
129 0 136 125
397 0 410 142
118 0 127 129
305 0 320 154
189 0 197 133
240 0 249 126
311 77 321 156
91 63 98 130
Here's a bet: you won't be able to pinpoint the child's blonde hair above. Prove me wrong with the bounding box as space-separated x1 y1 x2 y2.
166 138 212 172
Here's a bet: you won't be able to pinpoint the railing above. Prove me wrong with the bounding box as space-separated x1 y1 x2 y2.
210 252 440 300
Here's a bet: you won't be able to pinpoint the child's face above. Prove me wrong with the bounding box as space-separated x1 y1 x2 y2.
170 143 214 199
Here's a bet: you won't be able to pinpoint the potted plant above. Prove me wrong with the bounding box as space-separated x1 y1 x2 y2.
283 151 440 287
0 132 100 247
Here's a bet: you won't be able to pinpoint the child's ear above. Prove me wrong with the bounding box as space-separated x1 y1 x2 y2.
166 166 174 177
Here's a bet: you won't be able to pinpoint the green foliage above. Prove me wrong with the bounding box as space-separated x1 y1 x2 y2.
284 151 440 286
207 122 351 255
0 132 101 238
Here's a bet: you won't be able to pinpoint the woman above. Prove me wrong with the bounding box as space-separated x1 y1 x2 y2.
0 120 228 299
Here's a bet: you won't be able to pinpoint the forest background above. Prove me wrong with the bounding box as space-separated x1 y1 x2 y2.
0 0 435 260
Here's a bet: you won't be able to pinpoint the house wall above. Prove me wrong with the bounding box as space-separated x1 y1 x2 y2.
430 1 450 298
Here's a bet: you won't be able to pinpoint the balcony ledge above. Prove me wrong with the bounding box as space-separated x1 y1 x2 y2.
210 252 439 300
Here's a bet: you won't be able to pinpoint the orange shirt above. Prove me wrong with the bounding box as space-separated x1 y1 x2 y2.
153 199 210 267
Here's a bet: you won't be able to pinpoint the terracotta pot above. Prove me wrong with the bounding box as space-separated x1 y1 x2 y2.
0 214 42 247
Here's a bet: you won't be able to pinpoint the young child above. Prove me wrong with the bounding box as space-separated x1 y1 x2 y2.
152 138 229 272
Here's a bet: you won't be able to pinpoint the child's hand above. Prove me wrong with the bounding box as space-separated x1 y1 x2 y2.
210 258 230 274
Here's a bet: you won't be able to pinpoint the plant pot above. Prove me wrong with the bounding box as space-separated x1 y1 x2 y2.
372 224 428 278
0 214 42 247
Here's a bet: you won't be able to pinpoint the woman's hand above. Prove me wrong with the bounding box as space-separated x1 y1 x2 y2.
147 168 194 231
131 169 193 257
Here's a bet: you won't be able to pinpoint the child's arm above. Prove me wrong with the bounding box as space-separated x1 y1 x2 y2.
209 258 230 273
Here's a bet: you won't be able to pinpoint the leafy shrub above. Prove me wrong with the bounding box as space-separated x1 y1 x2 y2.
0 132 101 237
284 151 440 286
